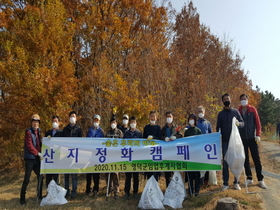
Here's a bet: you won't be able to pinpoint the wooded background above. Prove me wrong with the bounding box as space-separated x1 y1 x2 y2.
0 0 279 171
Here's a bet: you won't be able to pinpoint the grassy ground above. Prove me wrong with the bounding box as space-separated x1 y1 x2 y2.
0 168 263 210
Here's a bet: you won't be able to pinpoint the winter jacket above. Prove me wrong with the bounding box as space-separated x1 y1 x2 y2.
184 126 202 137
160 124 182 140
24 127 41 160
216 107 244 142
197 119 212 134
117 124 129 134
106 128 123 138
45 129 63 137
143 124 161 139
86 126 105 138
124 129 142 139
238 104 261 140
62 124 82 137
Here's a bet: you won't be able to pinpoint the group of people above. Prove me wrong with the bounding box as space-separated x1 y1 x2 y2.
19 93 267 205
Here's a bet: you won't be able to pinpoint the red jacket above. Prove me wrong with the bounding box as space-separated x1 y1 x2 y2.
238 104 261 139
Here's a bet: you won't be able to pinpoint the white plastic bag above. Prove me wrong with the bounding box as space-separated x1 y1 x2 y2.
138 175 165 209
208 171 217 185
224 117 245 181
163 171 186 209
40 180 68 206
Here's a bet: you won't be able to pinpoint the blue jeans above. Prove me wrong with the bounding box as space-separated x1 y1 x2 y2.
222 142 238 186
64 174 78 196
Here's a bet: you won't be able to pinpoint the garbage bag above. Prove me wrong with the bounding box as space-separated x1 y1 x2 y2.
208 171 217 185
40 180 68 206
224 117 245 181
138 175 164 209
163 171 186 209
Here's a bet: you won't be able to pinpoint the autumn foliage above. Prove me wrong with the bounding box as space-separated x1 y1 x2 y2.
0 0 259 170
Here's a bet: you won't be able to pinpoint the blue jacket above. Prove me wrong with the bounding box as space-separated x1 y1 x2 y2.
124 129 142 138
86 126 105 137
24 127 41 160
197 119 212 134
216 107 244 142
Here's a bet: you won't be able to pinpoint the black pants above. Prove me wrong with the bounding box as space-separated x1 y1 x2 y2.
124 172 139 195
186 171 200 195
243 138 264 181
46 174 58 188
20 159 43 201
145 172 160 181
164 172 172 187
86 173 100 193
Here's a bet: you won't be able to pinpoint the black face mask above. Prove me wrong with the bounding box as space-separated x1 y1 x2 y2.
224 101 230 107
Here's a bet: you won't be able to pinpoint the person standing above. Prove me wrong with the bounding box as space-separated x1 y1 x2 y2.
118 114 130 134
160 111 182 187
216 93 244 191
62 111 83 198
123 116 142 199
184 114 202 196
277 121 280 141
143 111 161 181
238 94 267 189
196 106 213 187
85 114 105 197
20 114 43 205
105 117 123 199
45 115 62 188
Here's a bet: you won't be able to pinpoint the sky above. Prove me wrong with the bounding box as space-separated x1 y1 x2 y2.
170 0 280 99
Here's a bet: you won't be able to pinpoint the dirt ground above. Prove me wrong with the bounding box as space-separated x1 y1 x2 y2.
258 140 280 210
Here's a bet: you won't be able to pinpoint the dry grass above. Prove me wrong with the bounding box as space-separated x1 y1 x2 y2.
0 169 263 210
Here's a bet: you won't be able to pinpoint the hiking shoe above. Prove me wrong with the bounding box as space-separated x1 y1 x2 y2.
234 183 241 190
93 190 98 198
258 181 267 189
221 185 229 191
133 193 139 199
124 193 129 200
20 200 26 205
114 192 119 199
245 179 254 185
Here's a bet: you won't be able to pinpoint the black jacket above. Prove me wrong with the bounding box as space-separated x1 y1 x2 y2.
62 124 82 137
160 124 182 140
45 129 63 137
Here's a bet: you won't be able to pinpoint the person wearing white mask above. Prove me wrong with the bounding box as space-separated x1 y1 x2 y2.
85 114 105 197
105 117 123 199
118 114 130 134
160 111 182 187
238 94 267 189
184 114 202 197
123 116 142 199
62 111 82 199
45 115 62 188
143 111 161 181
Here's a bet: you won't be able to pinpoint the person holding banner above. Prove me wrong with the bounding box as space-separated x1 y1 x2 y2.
45 115 62 188
160 111 182 187
238 94 267 189
143 111 161 181
20 114 43 205
62 111 83 199
216 93 244 191
105 117 123 199
123 116 142 199
118 114 130 134
184 114 202 196
85 114 105 197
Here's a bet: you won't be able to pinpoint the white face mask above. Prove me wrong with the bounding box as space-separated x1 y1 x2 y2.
111 123 117 129
240 99 248 107
166 117 173 124
52 122 58 129
130 123 136 129
198 113 204 118
93 122 99 128
150 120 156 125
123 119 128 125
189 120 195 126
70 117 76 124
